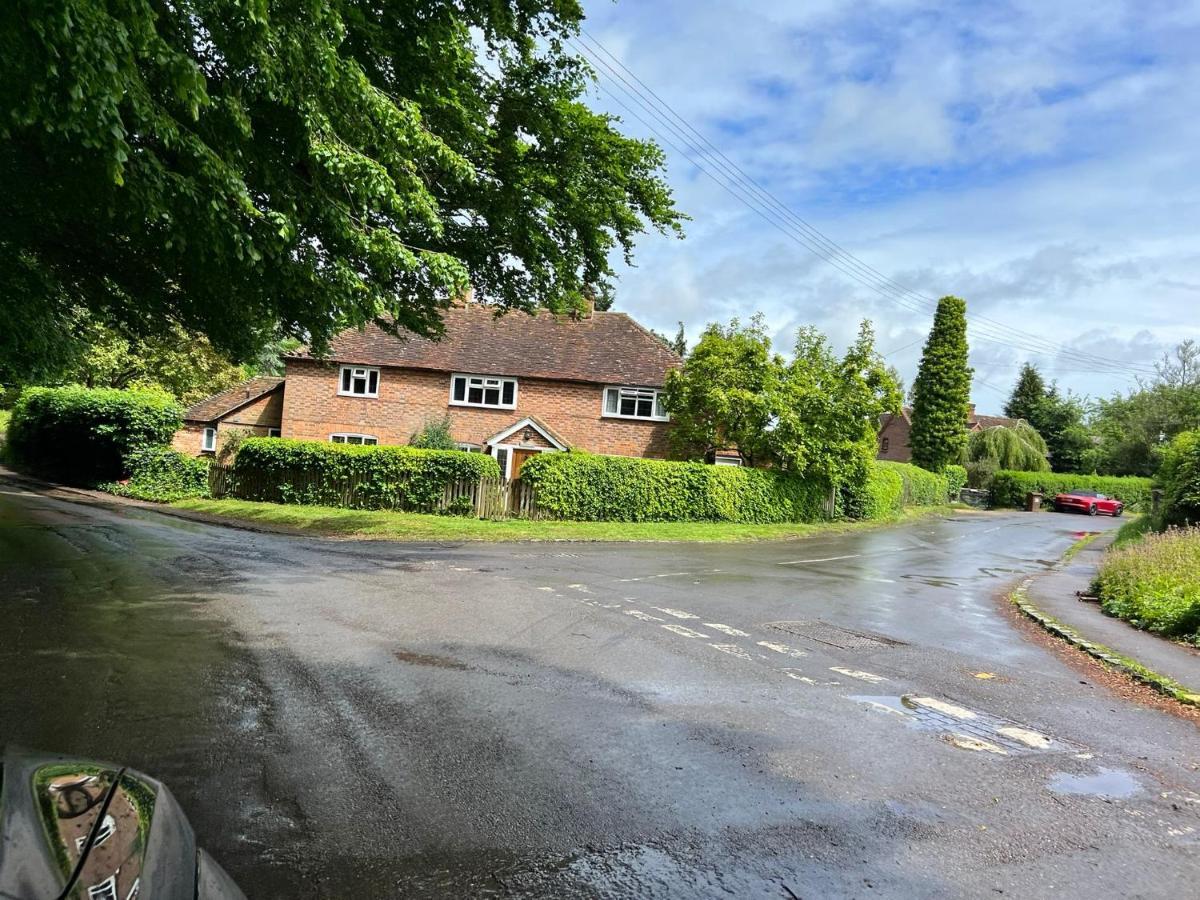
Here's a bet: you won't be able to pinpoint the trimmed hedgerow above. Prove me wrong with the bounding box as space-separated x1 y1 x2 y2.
990 471 1153 511
875 460 950 506
1157 430 1200 526
230 438 500 511
944 464 967 502
858 463 905 519
104 447 209 502
520 451 830 523
3 386 182 485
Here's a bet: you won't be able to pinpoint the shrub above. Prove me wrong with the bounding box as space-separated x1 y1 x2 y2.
520 451 830 523
944 464 967 501
965 422 1050 472
104 447 210 502
1093 527 1200 643
875 461 949 507
857 463 904 519
3 386 182 485
1157 430 1200 526
989 471 1154 511
230 438 500 510
410 416 458 451
966 458 998 490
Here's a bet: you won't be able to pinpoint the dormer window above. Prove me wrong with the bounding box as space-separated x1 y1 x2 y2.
450 374 517 409
339 366 379 397
602 386 668 421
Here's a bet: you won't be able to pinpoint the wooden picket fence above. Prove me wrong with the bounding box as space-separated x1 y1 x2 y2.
207 464 542 519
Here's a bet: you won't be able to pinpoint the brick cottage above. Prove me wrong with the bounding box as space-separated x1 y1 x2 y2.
177 303 682 480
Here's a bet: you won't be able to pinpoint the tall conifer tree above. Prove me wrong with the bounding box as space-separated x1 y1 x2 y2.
910 296 973 471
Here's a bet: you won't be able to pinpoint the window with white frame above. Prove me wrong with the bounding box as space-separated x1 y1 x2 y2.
603 386 668 421
330 433 378 446
201 427 217 452
339 365 380 397
268 428 281 438
451 373 517 409
493 446 511 478
713 455 742 467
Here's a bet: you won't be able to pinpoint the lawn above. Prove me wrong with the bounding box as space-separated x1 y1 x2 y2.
171 497 960 543
1094 526 1200 643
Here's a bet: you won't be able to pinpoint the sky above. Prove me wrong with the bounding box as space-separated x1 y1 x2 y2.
578 0 1200 411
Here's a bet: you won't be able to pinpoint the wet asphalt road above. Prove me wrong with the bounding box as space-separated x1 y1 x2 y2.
1 481 1198 898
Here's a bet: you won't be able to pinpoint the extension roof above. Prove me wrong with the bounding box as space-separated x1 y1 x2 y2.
183 376 284 424
288 305 682 387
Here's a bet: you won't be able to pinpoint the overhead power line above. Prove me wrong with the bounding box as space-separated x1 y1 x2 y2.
571 29 1159 381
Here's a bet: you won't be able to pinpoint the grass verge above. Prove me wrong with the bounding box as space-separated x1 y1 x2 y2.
1062 530 1103 563
1009 579 1200 708
170 497 961 543
1093 526 1200 644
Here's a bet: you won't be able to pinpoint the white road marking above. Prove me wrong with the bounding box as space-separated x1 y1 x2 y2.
709 643 754 660
777 554 860 566
909 697 977 719
758 641 807 658
618 572 693 582
652 607 701 620
946 733 1008 755
830 667 888 684
997 726 1052 749
567 583 591 593
661 624 710 639
537 586 556 592
706 623 750 637
624 610 665 622
780 669 818 684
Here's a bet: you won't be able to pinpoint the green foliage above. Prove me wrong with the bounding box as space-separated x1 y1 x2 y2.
1091 340 1200 476
520 451 829 523
0 0 681 380
989 471 1153 511
944 464 967 500
409 416 458 451
4 385 181 484
664 317 900 495
966 421 1050 472
104 447 209 502
1004 363 1047 422
651 322 687 356
663 316 780 467
1157 430 1200 526
910 296 973 472
1094 527 1200 643
230 438 499 511
877 461 950 506
966 458 998 489
217 428 247 463
857 463 904 520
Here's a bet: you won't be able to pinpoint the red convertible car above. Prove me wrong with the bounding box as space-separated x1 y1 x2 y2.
1053 490 1124 516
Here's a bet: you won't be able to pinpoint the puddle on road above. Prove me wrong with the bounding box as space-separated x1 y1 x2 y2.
1048 768 1140 799
851 695 1083 756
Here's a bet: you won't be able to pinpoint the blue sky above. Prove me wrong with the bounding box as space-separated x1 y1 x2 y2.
580 0 1200 410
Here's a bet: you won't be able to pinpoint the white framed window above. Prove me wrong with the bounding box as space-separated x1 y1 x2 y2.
339 365 380 397
493 446 511 479
456 442 483 453
450 373 517 409
330 433 379 446
201 427 217 452
713 455 742 467
268 428 282 437
602 386 668 421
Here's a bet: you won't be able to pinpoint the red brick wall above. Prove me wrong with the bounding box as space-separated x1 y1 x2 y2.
280 359 671 458
876 413 913 462
172 389 283 457
172 424 208 456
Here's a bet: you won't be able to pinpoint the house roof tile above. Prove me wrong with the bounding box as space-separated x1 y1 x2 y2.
288 305 682 387
184 376 284 423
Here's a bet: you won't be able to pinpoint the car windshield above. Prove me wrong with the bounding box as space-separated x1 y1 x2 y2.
1068 490 1099 498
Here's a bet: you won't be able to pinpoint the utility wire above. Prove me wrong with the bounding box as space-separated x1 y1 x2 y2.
572 30 1158 380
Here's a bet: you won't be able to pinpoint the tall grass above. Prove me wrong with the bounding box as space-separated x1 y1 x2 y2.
1094 526 1200 643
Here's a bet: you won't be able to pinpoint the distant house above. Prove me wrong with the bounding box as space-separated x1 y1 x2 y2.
176 303 683 479
172 376 284 456
876 405 1017 463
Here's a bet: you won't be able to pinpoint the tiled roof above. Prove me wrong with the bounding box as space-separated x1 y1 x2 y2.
184 376 284 423
970 413 1019 429
288 305 682 387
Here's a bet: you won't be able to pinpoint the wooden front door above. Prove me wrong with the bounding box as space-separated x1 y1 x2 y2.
510 448 538 480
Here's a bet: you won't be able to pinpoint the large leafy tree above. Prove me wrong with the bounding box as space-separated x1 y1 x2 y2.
0 1 682 381
909 296 972 472
1002 362 1091 472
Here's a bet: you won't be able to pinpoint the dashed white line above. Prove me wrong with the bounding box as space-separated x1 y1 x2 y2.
661 624 710 639
709 643 754 660
624 609 665 622
706 623 750 637
652 607 701 620
830 667 888 684
781 668 818 684
618 572 693 582
908 697 976 719
777 554 860 566
758 641 807 659
566 583 591 593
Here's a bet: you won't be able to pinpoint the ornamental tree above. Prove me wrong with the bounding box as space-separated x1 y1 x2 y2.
910 296 973 472
1004 363 1047 422
0 1 682 381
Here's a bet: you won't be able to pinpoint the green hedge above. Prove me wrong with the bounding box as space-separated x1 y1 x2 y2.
3 386 182 485
990 471 1154 511
1158 430 1200 526
519 451 830 523
858 463 904 519
230 438 500 510
944 464 967 501
875 461 950 506
104 447 210 502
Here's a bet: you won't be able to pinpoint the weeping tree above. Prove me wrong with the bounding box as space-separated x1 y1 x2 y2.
965 421 1050 472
